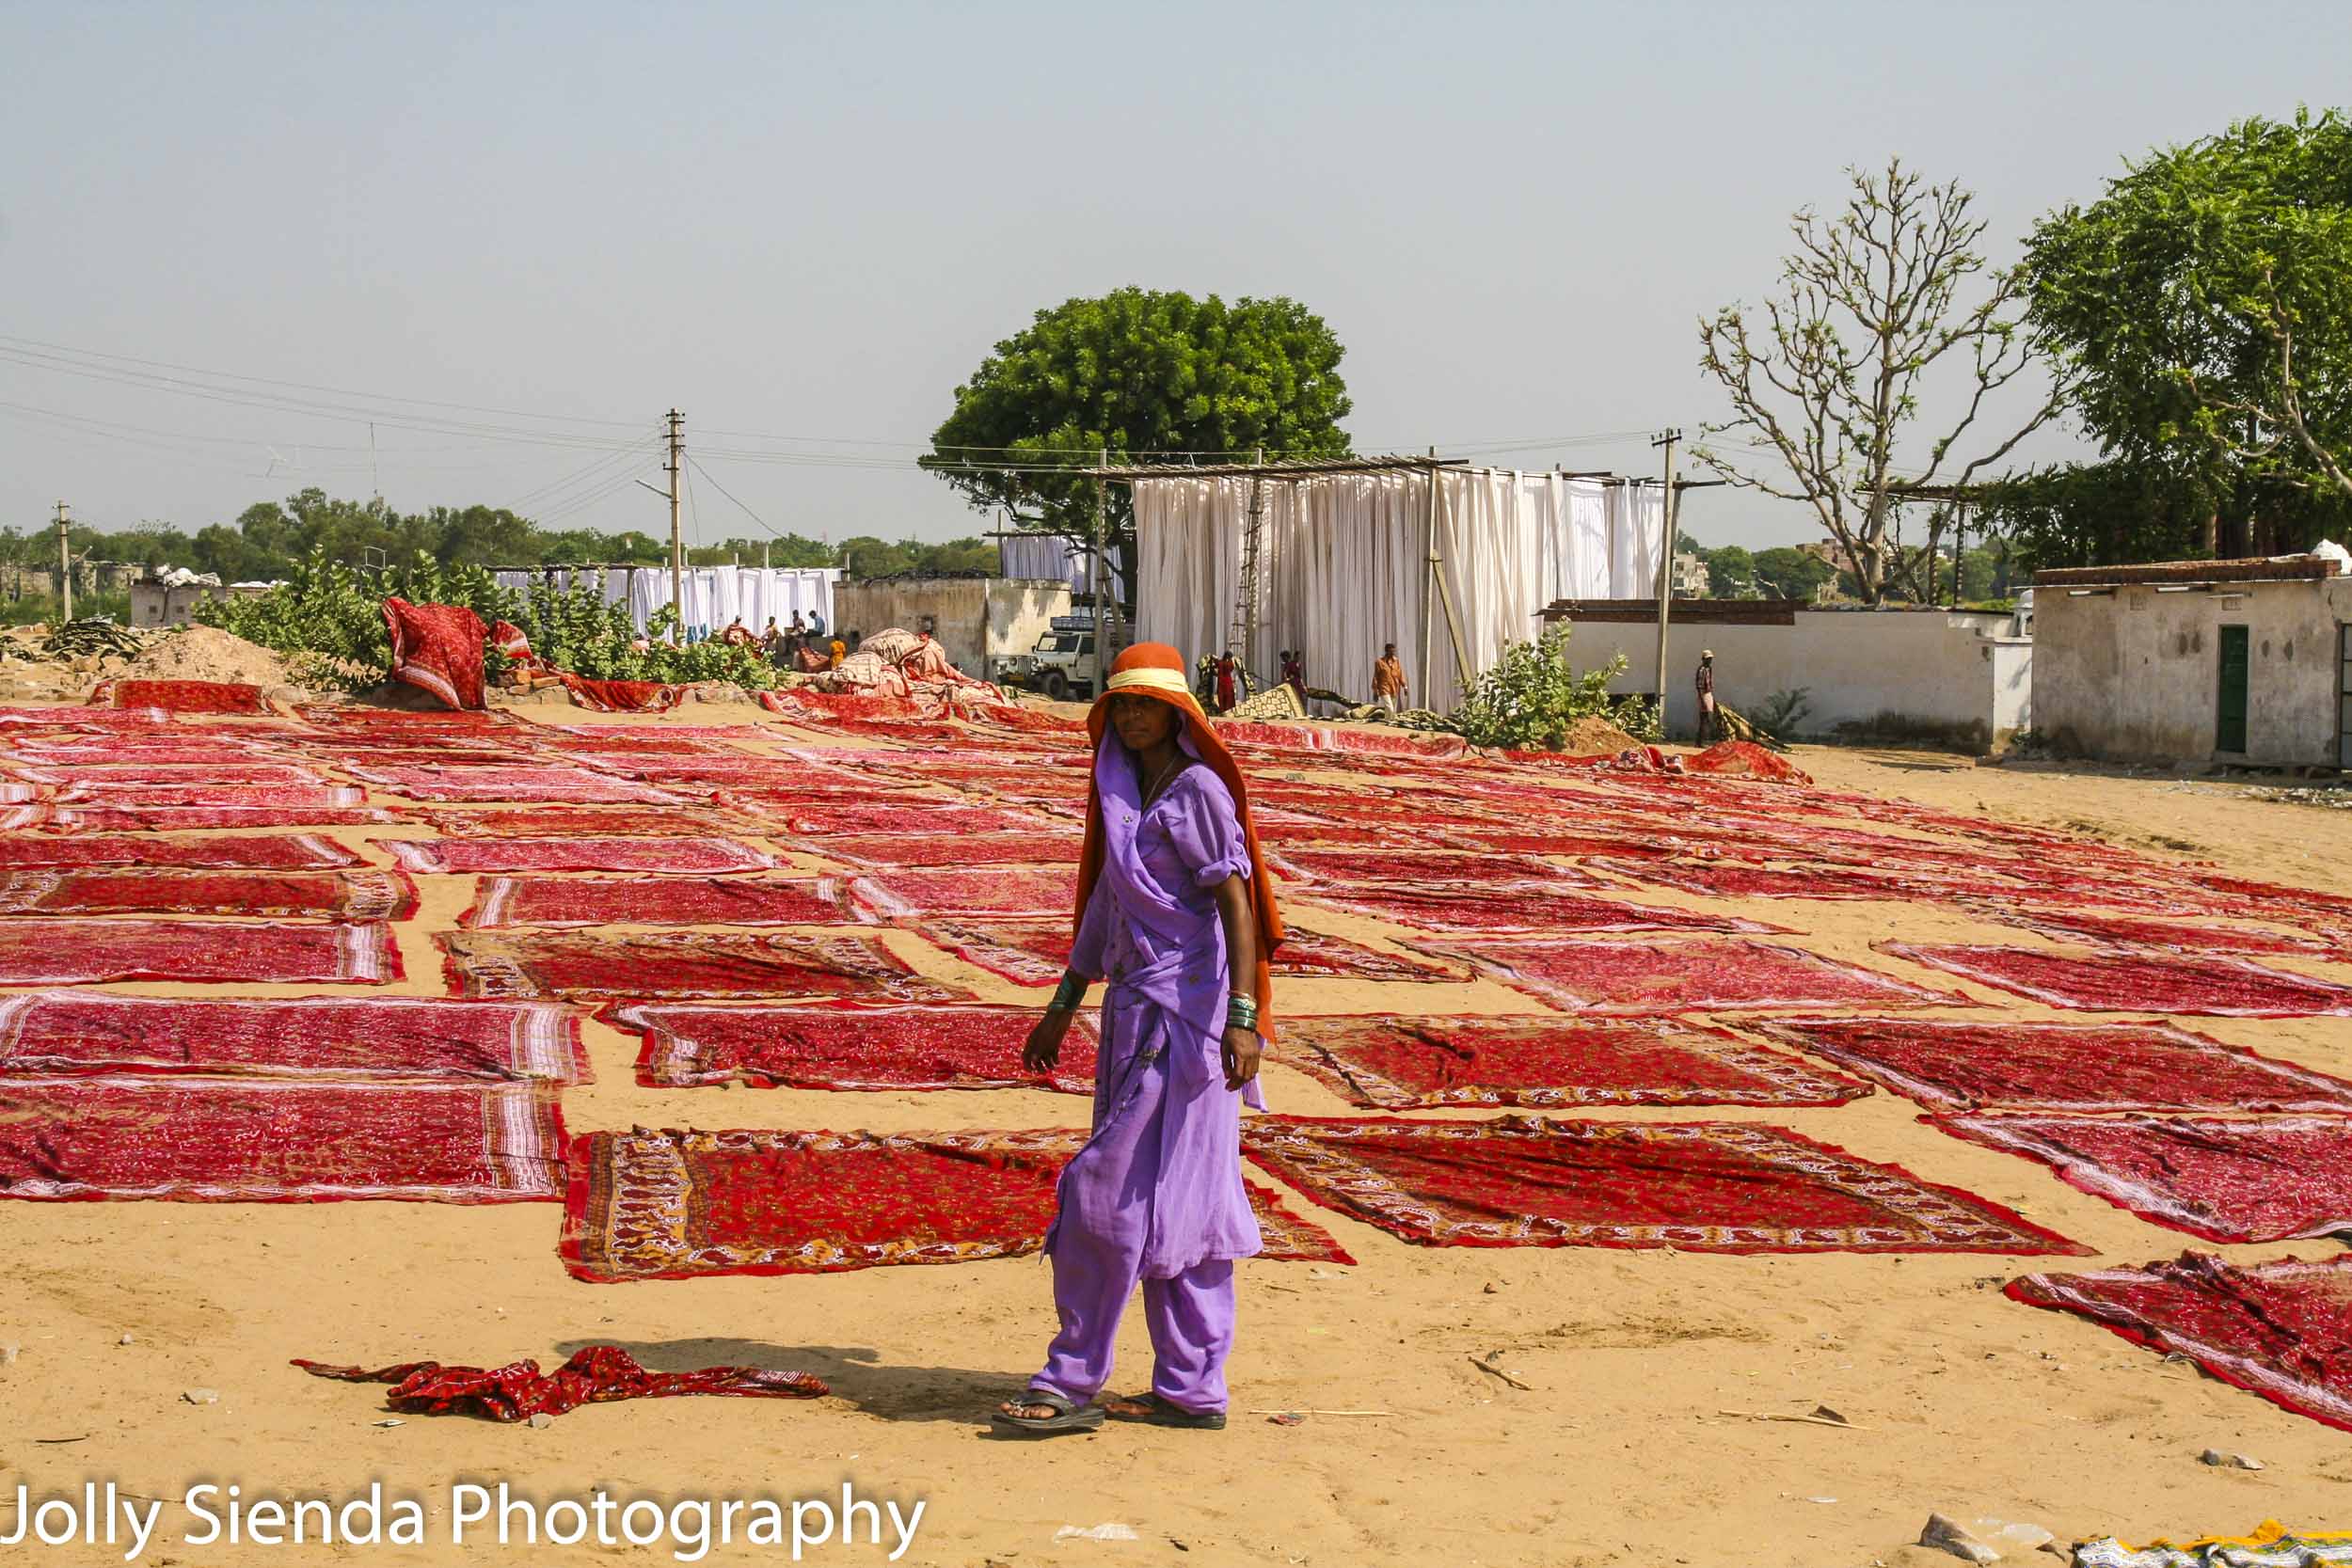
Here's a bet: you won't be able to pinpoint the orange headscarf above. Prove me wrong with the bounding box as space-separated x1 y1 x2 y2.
1076 641 1285 1035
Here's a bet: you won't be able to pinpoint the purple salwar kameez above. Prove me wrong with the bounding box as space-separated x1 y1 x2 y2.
1028 733 1263 1415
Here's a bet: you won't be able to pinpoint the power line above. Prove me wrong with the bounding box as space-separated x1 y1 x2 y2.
685 455 787 541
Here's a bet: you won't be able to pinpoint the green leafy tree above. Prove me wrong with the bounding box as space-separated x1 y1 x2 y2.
1705 544 1757 597
924 288 1353 602
2024 110 2352 556
1696 160 2065 603
1750 546 1836 602
1449 626 1651 751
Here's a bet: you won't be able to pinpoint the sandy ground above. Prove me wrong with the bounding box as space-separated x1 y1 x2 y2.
2 718 2348 1568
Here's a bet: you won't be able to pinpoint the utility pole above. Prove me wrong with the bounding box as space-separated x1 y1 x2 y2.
55 501 72 623
664 409 684 636
1650 429 1680 723
1090 446 1108 695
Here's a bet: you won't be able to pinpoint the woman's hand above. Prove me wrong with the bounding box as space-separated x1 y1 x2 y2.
1220 1025 1262 1092
1025 1010 1073 1074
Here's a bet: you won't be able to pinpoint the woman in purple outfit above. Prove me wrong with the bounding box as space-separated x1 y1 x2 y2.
994 641 1285 1437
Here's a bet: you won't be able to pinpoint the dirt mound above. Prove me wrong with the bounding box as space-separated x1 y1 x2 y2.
1558 715 1642 754
120 625 295 688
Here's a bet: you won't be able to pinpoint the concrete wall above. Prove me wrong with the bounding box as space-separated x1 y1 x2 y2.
2033 577 2352 765
830 578 1072 678
1562 608 2027 747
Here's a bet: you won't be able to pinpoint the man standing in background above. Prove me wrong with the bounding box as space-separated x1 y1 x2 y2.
1372 642 1406 714
1695 649 1719 743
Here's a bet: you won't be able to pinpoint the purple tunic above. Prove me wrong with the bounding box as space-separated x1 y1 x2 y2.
1051 731 1263 1278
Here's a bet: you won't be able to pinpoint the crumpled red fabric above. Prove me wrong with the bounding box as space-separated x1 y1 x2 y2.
489 620 536 663
1686 739 1812 784
87 679 269 715
293 1345 828 1422
381 599 487 711
558 673 686 714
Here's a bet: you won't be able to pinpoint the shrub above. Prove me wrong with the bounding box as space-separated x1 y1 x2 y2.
1449 626 1646 751
1751 687 1813 740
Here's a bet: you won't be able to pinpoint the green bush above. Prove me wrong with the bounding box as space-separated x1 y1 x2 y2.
1450 626 1648 751
197 551 774 693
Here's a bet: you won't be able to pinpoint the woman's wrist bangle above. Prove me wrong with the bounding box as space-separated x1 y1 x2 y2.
1047 972 1088 1013
1225 993 1260 1032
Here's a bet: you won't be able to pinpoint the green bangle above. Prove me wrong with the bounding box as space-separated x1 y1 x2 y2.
1048 972 1087 1012
1225 993 1260 1032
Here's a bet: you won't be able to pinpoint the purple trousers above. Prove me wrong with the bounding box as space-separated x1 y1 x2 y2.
1028 1019 1239 1415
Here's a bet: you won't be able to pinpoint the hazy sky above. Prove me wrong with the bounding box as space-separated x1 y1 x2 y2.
4 2 2347 554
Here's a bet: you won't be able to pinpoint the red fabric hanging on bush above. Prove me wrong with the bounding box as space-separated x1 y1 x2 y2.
380 597 487 710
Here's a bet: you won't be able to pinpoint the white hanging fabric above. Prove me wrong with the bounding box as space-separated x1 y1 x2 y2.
1132 467 1663 714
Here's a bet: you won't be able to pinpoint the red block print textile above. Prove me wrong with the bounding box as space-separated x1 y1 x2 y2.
560 1126 1350 1280
348 765 683 805
0 920 400 986
462 874 858 929
382 836 782 876
560 673 688 714
1455 938 1964 1013
1591 859 1997 903
915 915 1458 987
1272 1015 1870 1110
0 833 361 870
0 868 416 921
417 806 752 838
1683 740 1813 784
850 867 1080 921
0 1078 564 1202
811 832 1081 870
440 930 969 1003
381 597 488 710
49 805 405 832
768 800 1047 837
295 705 509 729
1300 883 1764 938
1429 829 1675 859
1240 1116 2083 1255
1755 1016 2352 1114
1929 1113 2352 1243
57 783 367 807
1879 942 2352 1018
2006 1252 2352 1434
551 753 792 785
0 992 584 1082
1269 847 1579 887
89 678 269 714
293 1345 826 1422
1252 823 1458 851
15 762 326 785
2005 910 2342 959
617 1002 1097 1093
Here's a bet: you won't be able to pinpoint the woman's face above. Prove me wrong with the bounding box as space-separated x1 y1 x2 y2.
1108 692 1178 753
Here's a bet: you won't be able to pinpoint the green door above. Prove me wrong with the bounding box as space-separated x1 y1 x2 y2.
2217 624 2249 753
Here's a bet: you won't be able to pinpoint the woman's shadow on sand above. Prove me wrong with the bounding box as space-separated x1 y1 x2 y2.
555 1337 1025 1433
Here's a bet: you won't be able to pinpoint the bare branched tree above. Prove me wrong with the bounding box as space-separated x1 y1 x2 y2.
1695 159 2065 603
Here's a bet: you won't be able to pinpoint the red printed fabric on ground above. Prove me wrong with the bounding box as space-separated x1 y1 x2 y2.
0 920 401 986
810 832 1082 870
766 800 1050 837
381 837 782 875
1271 1015 1870 1110
0 992 585 1082
1454 937 1969 1012
1755 1016 2352 1114
1588 859 2010 904
293 1345 826 1422
1929 1112 2352 1244
346 765 684 805
1879 942 2352 1017
0 833 362 870
615 1002 1096 1093
1267 847 1581 888
0 868 417 921
2006 1252 2352 1434
1998 909 2344 960
1299 883 1769 938
0 1078 564 1202
49 804 405 832
381 597 488 710
1241 1116 2084 1255
56 783 368 807
462 874 859 928
559 1126 1350 1280
416 806 755 839
849 867 1081 920
14 762 328 785
438 929 971 1003
87 678 271 714
914 915 1459 988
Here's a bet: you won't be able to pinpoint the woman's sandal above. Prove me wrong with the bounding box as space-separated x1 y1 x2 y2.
1102 1392 1227 1430
992 1388 1105 1437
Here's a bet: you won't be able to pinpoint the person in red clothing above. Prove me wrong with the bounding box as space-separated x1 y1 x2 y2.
1214 651 1238 713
